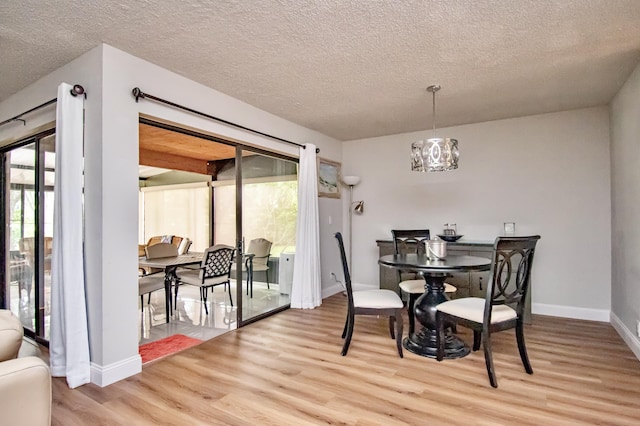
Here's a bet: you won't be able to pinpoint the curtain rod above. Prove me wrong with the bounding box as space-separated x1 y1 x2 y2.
0 84 86 128
131 87 319 153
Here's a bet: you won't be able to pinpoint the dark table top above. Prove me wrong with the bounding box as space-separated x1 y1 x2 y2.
376 239 494 247
378 253 492 274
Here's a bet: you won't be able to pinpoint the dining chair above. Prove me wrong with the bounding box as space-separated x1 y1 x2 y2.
145 242 178 259
391 229 457 335
232 238 272 296
247 238 272 288
435 235 541 388
141 242 179 275
335 232 404 358
174 244 235 314
138 271 166 313
139 242 179 315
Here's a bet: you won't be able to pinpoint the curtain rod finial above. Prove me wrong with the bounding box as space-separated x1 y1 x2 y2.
132 87 144 103
70 84 86 99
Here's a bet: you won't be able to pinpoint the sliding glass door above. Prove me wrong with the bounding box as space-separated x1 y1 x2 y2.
139 119 298 331
238 149 297 323
1 131 55 343
210 148 297 324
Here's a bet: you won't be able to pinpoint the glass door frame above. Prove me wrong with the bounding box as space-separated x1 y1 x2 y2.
0 128 55 345
139 118 296 328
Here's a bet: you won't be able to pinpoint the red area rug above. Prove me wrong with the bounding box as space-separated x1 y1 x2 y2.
139 334 203 364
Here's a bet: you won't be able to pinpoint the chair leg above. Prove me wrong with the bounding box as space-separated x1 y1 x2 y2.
341 313 349 339
407 293 417 336
516 318 533 374
395 309 403 358
341 310 355 356
227 282 234 307
473 330 482 351
435 311 445 361
266 271 270 290
174 283 180 310
388 315 395 339
201 287 209 315
140 295 144 312
482 329 498 388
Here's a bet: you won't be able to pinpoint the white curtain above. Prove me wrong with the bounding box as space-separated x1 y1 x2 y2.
50 83 90 388
290 144 322 308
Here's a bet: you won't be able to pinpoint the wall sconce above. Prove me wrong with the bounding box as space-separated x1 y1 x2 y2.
353 201 364 214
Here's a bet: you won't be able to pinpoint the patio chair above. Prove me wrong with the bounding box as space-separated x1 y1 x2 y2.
174 244 235 314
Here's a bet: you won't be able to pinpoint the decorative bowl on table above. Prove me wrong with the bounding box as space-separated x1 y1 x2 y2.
437 234 464 242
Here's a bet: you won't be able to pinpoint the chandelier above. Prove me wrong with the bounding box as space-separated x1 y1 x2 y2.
411 85 459 172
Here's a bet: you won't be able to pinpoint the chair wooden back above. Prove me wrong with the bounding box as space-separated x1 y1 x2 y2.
145 243 178 259
485 236 541 322
200 244 235 280
334 232 354 310
391 229 431 283
391 229 431 255
247 238 272 267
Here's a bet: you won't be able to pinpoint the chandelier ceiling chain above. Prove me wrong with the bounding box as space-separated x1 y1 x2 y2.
411 84 459 172
428 84 440 139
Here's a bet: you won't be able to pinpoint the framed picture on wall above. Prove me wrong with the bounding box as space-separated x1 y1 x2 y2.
317 158 341 198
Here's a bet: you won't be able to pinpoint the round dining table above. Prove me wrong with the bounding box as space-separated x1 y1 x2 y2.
379 253 492 359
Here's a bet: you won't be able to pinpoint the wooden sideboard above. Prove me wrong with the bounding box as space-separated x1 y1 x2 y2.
376 239 532 323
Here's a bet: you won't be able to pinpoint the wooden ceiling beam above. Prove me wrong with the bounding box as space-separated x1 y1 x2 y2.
207 159 235 180
140 148 209 175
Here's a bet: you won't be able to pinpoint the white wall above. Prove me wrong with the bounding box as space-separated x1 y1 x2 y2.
342 107 611 320
0 43 343 386
0 45 113 379
609 60 640 359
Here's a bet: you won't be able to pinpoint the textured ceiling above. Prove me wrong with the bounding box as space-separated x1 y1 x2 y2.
1 0 640 141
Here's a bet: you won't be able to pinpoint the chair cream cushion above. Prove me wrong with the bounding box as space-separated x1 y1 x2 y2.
145 242 178 259
0 357 51 426
177 269 229 287
138 274 166 297
0 309 52 425
437 297 517 324
399 279 456 294
353 289 404 309
0 310 23 362
246 238 272 267
177 238 192 255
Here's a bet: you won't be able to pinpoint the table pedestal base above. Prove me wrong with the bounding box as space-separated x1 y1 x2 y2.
404 273 470 359
403 329 469 359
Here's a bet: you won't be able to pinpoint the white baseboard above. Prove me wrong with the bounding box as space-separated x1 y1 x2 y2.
610 313 640 362
90 355 141 387
322 282 343 299
322 281 379 299
532 303 610 322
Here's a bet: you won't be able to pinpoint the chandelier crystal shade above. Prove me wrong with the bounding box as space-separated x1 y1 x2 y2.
411 85 459 172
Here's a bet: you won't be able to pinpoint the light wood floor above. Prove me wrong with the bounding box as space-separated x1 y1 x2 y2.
52 294 640 425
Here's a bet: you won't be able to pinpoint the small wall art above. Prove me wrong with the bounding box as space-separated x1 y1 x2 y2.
317 158 341 198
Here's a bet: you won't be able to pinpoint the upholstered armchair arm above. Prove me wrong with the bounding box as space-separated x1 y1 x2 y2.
0 356 51 426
